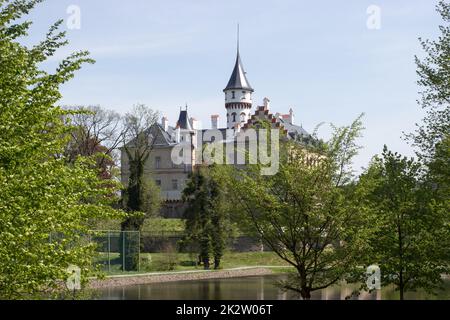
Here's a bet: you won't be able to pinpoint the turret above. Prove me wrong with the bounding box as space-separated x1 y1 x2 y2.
223 33 253 130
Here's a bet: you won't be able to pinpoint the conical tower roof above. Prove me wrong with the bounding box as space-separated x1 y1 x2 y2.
223 50 254 92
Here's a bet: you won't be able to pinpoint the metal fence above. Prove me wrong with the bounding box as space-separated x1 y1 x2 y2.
90 230 140 273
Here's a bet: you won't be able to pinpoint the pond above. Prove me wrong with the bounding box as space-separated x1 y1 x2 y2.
95 274 450 300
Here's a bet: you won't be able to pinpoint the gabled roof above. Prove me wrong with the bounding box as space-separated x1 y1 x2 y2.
121 122 176 149
154 123 176 145
223 51 254 92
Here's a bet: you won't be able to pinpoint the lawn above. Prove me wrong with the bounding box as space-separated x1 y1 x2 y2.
90 218 185 233
95 251 291 275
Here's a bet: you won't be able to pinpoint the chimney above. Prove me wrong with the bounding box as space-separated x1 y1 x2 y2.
211 114 219 129
289 108 294 125
162 116 168 132
263 97 270 110
190 117 198 130
175 127 181 143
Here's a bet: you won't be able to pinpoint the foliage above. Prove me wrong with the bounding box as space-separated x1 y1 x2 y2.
408 0 450 162
216 115 370 299
63 105 123 180
181 167 233 270
356 146 449 299
0 0 125 298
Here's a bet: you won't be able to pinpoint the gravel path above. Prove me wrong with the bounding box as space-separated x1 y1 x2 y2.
89 267 275 289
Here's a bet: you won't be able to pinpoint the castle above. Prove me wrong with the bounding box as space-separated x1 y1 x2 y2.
121 45 311 218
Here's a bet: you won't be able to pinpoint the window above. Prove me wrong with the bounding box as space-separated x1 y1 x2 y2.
155 156 161 169
232 91 235 99
155 179 161 187
240 112 246 122
232 112 236 122
172 179 178 190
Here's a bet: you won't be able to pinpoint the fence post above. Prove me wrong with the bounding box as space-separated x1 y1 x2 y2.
122 231 125 272
108 231 111 273
138 231 140 272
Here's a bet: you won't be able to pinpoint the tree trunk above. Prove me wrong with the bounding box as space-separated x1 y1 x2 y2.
214 256 220 270
203 256 210 270
301 287 311 300
399 270 404 300
398 222 404 300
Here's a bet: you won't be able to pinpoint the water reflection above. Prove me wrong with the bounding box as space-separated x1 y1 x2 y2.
96 275 450 300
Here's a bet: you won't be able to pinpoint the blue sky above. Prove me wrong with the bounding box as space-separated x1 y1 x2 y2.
25 0 442 173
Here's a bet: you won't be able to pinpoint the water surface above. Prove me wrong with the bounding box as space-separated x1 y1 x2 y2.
95 274 450 300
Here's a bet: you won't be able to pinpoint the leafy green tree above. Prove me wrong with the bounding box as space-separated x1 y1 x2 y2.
182 167 230 270
217 116 371 299
427 134 450 200
0 0 124 298
409 0 449 162
357 146 449 300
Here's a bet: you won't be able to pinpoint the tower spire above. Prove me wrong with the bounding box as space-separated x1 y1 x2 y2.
237 23 240 54
224 26 254 130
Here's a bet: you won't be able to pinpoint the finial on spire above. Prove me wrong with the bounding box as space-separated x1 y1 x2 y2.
237 23 240 54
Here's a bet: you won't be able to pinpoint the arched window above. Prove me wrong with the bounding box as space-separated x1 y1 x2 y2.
232 112 237 122
240 112 246 122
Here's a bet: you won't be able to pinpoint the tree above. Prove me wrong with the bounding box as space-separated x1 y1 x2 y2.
357 146 449 300
121 104 161 231
119 104 161 270
427 134 450 199
408 1 450 162
217 116 370 299
63 105 123 180
0 0 124 298
181 167 231 270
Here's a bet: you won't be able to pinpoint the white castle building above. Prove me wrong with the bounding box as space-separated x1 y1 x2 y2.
121 44 311 218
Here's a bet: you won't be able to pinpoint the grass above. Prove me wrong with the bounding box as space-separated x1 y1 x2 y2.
90 218 185 234
95 251 291 275
219 252 290 269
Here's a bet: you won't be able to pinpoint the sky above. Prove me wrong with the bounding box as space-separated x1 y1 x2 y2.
23 0 442 173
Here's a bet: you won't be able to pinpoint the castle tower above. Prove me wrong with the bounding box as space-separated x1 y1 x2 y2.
223 31 254 129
